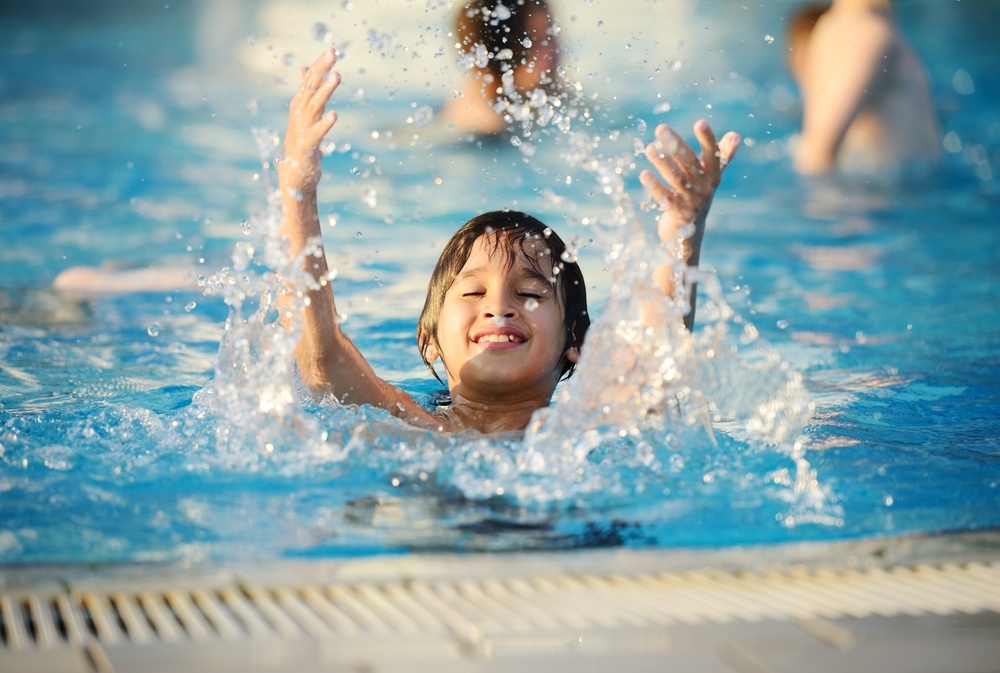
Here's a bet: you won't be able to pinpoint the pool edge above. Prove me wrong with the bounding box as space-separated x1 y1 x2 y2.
3 531 1000 672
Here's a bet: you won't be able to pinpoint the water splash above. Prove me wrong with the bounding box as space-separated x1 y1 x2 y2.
197 51 839 537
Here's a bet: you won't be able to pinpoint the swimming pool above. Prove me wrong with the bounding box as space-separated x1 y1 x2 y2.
1 0 998 566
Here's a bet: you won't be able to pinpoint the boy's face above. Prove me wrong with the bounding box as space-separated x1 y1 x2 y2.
425 234 578 402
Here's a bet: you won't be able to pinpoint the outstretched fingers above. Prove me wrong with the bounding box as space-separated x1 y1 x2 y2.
718 130 741 169
300 49 337 93
693 120 720 180
282 49 342 189
644 124 696 194
641 120 740 216
293 49 340 119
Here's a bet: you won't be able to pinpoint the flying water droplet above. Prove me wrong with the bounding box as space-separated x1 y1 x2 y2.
312 22 332 43
413 105 434 127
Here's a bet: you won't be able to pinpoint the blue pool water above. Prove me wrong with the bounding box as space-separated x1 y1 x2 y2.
1 0 999 564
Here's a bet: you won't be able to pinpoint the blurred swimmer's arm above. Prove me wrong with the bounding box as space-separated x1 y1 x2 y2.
794 11 892 174
639 120 739 330
277 50 437 427
53 265 197 294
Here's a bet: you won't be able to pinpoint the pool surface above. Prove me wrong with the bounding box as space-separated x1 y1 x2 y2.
1 0 999 567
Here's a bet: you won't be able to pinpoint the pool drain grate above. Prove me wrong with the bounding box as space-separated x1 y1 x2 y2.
3 560 1000 655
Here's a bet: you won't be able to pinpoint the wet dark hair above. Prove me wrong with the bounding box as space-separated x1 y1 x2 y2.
454 0 557 98
417 210 589 386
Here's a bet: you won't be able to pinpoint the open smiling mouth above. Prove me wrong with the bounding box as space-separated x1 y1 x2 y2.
472 327 528 347
477 334 522 344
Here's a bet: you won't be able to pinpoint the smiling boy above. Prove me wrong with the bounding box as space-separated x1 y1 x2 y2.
277 49 738 433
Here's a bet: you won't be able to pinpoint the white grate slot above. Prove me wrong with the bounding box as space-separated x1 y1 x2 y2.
111 593 153 644
272 588 336 639
353 583 422 635
811 568 913 617
861 567 958 615
479 578 564 632
930 564 1000 609
572 574 670 627
425 580 506 636
638 571 736 625
551 574 650 629
453 578 536 634
766 570 877 619
1 596 29 651
380 582 452 636
79 593 124 646
190 590 245 641
54 593 89 646
933 563 1000 607
324 584 394 634
137 591 184 643
844 568 945 616
668 572 770 622
407 580 487 642
962 563 1000 596
890 566 992 613
755 571 860 621
602 572 706 626
242 587 304 639
686 571 803 622
163 590 213 641
506 577 592 631
26 596 59 650
298 586 363 636
216 588 275 638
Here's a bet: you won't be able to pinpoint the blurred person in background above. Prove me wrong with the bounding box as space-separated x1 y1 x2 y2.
785 0 940 175
441 0 562 136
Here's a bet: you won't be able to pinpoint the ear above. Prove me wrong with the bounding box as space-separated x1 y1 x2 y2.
423 341 441 363
565 345 580 364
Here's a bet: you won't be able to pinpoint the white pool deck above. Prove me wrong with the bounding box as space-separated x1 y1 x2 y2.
2 531 1000 673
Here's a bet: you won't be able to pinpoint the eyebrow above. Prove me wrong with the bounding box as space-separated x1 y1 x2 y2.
521 266 556 286
455 263 554 286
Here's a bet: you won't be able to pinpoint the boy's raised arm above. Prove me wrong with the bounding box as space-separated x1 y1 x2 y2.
639 120 739 330
276 50 431 423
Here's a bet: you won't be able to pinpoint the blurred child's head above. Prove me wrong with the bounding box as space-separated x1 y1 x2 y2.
418 210 589 391
454 0 560 98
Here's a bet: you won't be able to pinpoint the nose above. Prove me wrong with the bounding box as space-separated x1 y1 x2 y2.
482 289 518 320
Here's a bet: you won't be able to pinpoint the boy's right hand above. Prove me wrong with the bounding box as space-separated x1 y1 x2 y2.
638 120 739 319
639 120 740 242
279 49 341 194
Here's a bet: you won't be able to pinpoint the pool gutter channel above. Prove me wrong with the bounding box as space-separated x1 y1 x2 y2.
3 532 1000 671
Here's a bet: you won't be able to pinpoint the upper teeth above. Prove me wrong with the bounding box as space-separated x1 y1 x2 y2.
480 334 519 343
